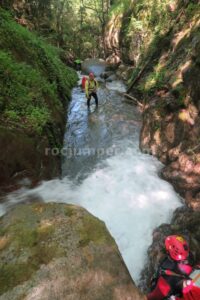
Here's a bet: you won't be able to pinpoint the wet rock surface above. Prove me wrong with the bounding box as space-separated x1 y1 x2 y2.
140 100 200 209
0 203 145 300
139 24 200 292
140 98 200 291
0 123 63 194
81 59 106 76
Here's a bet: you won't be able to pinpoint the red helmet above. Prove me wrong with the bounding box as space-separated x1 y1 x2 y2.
165 235 189 261
89 72 94 79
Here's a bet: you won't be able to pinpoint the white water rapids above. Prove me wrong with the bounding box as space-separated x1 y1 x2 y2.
0 77 182 283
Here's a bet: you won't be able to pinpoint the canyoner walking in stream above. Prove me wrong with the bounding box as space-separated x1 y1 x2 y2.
85 72 99 109
1 0 200 299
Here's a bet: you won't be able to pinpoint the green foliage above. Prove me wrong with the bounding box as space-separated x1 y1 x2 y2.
0 8 77 135
186 2 200 19
110 0 132 14
4 110 20 122
139 67 167 95
153 121 161 131
0 50 53 134
172 84 186 107
129 17 143 32
128 66 141 85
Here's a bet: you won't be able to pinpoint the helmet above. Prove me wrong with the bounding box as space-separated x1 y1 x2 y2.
89 72 94 79
165 235 189 261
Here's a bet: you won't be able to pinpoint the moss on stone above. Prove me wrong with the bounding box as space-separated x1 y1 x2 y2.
0 226 6 237
0 204 136 299
0 217 62 294
0 262 36 295
78 214 114 247
64 205 77 217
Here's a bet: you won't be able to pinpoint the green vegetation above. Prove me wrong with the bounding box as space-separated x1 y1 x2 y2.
109 0 200 105
185 2 200 19
1 0 111 59
139 67 168 95
0 8 77 135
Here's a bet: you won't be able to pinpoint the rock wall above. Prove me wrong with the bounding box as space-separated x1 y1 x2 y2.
140 32 200 209
0 9 77 191
105 0 200 291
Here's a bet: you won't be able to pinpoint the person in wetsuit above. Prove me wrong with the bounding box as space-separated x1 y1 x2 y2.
85 72 98 108
147 235 194 300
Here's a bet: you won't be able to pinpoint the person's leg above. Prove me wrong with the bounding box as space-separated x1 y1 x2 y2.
92 92 98 107
87 95 91 108
147 277 171 300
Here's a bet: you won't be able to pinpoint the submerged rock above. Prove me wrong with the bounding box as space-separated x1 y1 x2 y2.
0 203 145 300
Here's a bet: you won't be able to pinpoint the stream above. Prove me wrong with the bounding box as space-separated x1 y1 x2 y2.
0 74 182 283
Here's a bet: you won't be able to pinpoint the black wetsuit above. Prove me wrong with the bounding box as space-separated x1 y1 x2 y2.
87 92 98 108
148 254 194 300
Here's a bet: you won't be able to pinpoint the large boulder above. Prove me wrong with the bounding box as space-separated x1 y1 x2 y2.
0 203 145 300
82 59 106 76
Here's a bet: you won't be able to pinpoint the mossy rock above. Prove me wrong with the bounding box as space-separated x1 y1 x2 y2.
78 214 115 247
0 203 145 300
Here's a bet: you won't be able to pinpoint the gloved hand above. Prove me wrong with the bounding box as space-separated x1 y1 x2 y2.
195 264 200 269
183 279 194 294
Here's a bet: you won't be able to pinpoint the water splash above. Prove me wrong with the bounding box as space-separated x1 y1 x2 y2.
106 80 127 93
2 145 181 282
1 79 182 282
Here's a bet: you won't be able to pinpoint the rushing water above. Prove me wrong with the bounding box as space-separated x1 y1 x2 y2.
0 75 182 282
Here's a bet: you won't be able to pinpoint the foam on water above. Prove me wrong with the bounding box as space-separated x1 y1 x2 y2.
2 143 182 282
106 80 127 93
0 76 182 282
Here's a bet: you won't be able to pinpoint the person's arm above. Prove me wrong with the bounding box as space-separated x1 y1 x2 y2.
85 80 89 98
94 80 98 93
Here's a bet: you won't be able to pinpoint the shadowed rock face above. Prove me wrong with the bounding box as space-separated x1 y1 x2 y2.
0 203 145 300
140 97 200 210
139 24 200 292
0 124 63 193
140 27 200 210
